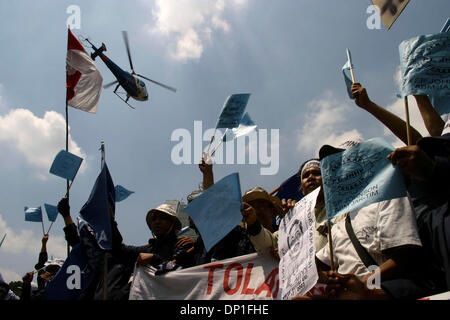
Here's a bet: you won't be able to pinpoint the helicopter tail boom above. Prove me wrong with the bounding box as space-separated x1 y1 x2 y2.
90 42 107 60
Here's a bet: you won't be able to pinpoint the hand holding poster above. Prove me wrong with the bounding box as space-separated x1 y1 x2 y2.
277 187 319 299
320 138 407 220
184 173 242 252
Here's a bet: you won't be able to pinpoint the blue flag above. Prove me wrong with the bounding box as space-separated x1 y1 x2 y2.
216 94 250 129
273 173 303 202
114 185 134 202
44 204 58 222
79 163 115 250
45 220 100 300
399 33 450 98
184 172 242 252
320 138 407 220
49 150 83 181
24 206 43 222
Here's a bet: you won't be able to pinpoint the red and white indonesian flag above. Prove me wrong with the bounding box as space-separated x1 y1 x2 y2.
66 29 102 113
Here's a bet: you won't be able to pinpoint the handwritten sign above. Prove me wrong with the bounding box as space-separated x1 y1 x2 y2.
216 94 250 129
320 138 407 220
49 150 83 181
399 33 450 98
278 188 319 299
370 0 410 30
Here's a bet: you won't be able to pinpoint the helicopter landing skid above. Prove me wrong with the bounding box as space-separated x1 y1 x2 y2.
113 91 135 109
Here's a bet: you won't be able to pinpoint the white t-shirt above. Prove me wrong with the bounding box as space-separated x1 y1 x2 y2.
316 196 422 279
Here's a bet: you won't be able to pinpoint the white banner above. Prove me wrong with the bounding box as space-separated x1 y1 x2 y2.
278 187 319 299
129 252 279 300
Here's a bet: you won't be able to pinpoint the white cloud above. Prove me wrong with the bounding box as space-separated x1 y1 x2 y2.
0 268 21 283
0 108 86 180
144 0 247 61
0 213 66 259
296 91 364 156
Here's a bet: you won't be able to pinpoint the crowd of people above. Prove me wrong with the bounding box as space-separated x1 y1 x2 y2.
1 82 449 301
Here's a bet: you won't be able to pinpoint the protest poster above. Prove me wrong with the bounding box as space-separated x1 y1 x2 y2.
184 172 242 252
277 187 319 299
216 94 250 129
399 32 450 98
49 150 83 181
320 138 407 220
370 0 410 30
129 252 279 300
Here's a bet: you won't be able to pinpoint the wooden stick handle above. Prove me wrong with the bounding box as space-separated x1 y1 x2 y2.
328 220 335 272
404 96 412 146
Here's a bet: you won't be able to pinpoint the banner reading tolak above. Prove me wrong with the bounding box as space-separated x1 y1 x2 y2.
399 33 450 98
321 138 407 220
129 253 279 300
277 187 319 300
371 0 410 30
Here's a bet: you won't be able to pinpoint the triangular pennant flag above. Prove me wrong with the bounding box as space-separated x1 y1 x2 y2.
44 204 59 222
114 185 134 202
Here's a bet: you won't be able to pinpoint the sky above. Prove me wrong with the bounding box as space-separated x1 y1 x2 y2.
0 0 449 282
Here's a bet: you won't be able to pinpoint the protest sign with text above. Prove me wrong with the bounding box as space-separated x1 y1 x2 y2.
320 138 407 220
399 32 450 100
129 252 279 300
277 187 319 299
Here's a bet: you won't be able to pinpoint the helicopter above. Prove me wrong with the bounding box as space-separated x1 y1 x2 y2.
85 31 177 108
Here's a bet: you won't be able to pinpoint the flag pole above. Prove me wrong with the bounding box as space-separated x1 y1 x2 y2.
206 129 217 154
210 130 228 157
41 219 46 237
66 28 71 257
269 186 280 196
0 233 6 248
404 96 412 146
46 221 55 235
327 220 335 272
100 141 108 301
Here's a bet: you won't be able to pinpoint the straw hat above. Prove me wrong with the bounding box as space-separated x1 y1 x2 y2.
243 187 284 216
146 203 182 231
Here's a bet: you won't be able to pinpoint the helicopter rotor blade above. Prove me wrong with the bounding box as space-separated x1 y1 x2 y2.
103 80 119 89
122 31 135 74
136 74 177 93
